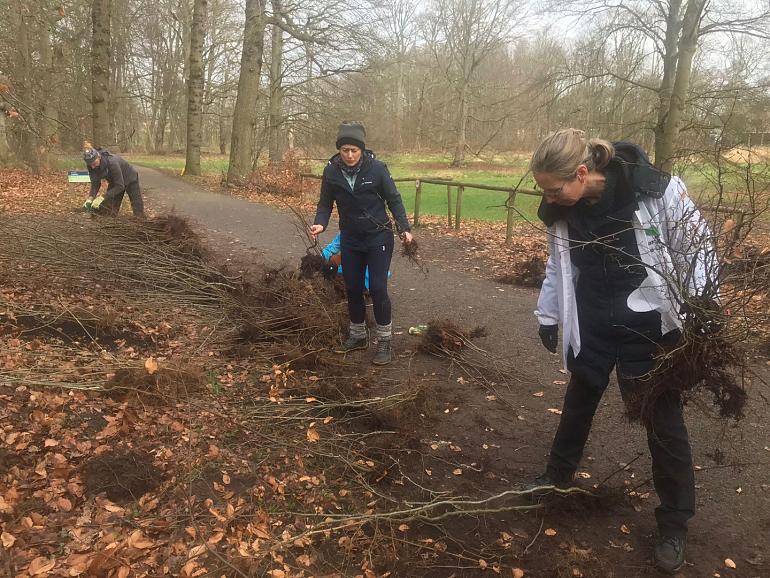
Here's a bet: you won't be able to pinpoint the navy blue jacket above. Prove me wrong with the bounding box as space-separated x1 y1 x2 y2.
314 152 411 247
88 150 139 199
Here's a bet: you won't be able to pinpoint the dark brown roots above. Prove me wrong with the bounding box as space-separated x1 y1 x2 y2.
418 319 487 355
626 299 746 423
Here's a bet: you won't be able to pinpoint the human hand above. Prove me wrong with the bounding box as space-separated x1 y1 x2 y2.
538 324 558 353
329 254 342 267
308 224 324 239
401 231 413 244
91 195 105 210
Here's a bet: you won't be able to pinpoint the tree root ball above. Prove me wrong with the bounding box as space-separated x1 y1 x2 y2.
418 319 487 354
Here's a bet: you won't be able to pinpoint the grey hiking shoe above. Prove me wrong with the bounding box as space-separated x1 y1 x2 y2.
654 534 686 574
334 335 368 354
372 339 392 365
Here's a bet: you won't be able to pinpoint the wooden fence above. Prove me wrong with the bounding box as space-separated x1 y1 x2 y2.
300 173 542 243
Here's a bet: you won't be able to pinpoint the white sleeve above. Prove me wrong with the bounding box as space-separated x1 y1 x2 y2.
664 177 719 298
535 230 560 326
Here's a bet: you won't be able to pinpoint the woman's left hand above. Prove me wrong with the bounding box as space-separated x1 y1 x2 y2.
402 231 413 244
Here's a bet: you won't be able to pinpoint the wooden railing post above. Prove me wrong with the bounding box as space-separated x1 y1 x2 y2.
455 185 464 230
446 184 453 227
299 174 304 203
414 179 422 227
506 190 517 243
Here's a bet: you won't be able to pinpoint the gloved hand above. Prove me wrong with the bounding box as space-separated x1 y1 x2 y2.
538 324 558 353
83 198 93 210
91 195 105 210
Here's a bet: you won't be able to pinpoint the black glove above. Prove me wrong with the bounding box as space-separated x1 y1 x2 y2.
538 324 558 353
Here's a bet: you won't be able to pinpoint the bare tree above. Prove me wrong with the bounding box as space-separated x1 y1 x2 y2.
267 0 286 164
227 0 267 185
91 0 111 147
427 0 525 166
184 0 208 175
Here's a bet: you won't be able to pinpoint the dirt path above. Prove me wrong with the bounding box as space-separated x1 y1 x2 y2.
138 167 770 577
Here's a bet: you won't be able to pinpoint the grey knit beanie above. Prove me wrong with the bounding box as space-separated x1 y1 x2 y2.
83 148 100 166
335 121 366 150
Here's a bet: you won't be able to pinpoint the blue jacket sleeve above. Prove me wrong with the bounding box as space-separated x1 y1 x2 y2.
322 233 341 261
314 169 334 229
379 163 411 233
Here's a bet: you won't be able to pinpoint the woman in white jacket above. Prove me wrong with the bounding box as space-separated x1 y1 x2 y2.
529 129 716 575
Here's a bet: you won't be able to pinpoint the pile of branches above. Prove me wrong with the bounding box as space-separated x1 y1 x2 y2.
0 213 347 386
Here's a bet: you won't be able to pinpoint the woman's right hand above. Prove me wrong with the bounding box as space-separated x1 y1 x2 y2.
308 224 324 239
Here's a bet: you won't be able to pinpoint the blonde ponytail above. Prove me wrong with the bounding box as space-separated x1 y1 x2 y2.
530 129 614 178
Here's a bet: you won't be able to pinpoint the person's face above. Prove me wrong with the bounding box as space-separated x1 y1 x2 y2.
339 145 362 167
89 156 101 169
534 165 588 206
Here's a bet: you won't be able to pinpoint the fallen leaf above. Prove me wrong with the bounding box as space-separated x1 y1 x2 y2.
547 408 563 415
724 558 736 569
307 427 320 443
544 528 557 536
553 380 567 385
270 570 286 578
398 524 409 531
145 357 159 375
452 468 463 475
620 524 630 534
532 391 544 397
28 557 56 575
479 559 488 569
511 569 525 578
117 566 130 578
128 529 154 549
1 531 16 548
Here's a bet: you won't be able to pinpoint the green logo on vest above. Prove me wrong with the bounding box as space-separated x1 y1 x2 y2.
644 225 660 237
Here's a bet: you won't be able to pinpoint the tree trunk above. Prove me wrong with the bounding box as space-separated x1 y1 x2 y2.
227 0 267 186
654 0 683 166
184 0 208 176
657 0 706 171
267 5 285 165
91 0 111 147
450 82 468 167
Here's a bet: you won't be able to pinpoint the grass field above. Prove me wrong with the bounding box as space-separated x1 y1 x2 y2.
59 150 769 224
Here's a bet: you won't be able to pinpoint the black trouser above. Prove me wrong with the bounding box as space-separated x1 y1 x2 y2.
340 236 393 326
547 370 695 538
103 179 145 217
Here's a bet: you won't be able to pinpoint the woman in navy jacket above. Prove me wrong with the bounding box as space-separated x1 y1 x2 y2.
309 121 413 365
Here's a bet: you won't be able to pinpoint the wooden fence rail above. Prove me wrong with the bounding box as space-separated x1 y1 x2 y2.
300 173 542 243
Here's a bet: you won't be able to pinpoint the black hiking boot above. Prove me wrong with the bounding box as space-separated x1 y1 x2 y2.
372 339 392 365
654 534 686 574
334 334 368 354
521 471 576 502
